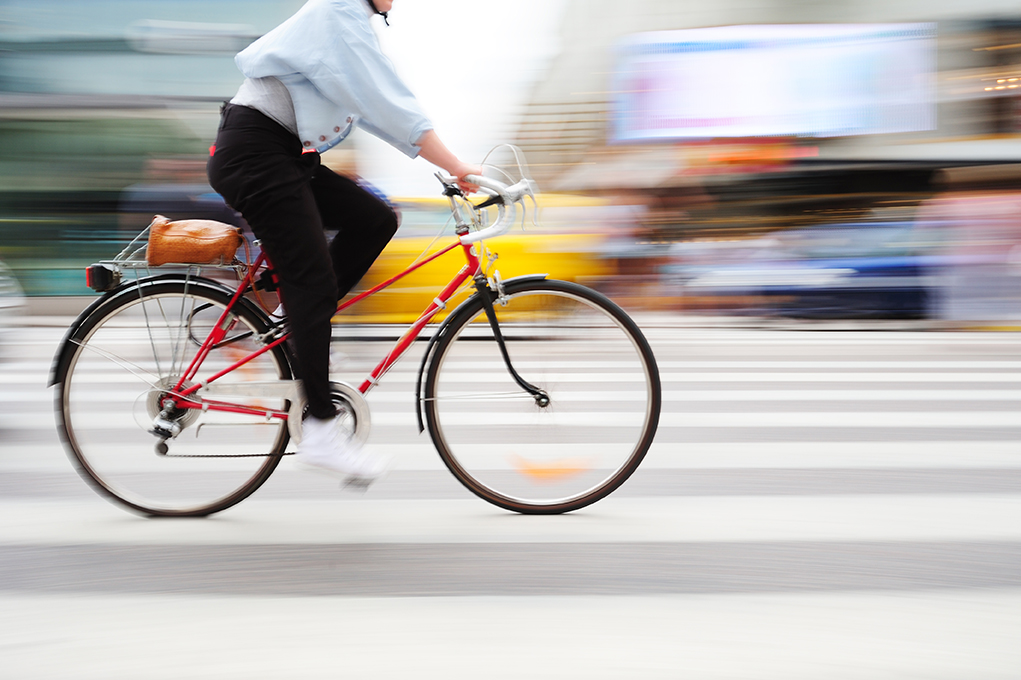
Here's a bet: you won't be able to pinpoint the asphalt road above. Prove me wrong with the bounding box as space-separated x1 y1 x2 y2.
2 316 1020 679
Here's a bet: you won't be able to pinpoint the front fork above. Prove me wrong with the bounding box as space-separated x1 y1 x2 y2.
472 274 550 408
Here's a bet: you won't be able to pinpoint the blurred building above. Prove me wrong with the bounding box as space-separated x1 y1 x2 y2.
514 0 1021 194
4 0 1021 321
0 0 304 185
507 0 1021 318
0 0 303 294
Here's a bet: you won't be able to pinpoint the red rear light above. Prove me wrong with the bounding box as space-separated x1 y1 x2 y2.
85 264 121 292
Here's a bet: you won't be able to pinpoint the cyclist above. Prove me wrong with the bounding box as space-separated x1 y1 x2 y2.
207 0 479 484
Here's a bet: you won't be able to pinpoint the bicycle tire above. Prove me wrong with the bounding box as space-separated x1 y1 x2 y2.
54 279 293 517
423 278 661 514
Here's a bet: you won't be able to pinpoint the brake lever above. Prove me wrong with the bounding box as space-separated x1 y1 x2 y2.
434 171 462 197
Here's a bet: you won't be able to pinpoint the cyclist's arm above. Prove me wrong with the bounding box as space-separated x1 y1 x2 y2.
416 131 481 193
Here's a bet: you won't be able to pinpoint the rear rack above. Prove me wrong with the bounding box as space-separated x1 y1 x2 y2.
85 224 247 292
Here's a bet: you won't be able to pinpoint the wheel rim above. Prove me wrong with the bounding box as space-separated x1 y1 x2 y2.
426 285 658 510
60 287 289 515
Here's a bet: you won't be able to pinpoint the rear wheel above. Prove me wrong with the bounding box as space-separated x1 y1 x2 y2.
423 279 661 514
54 280 292 517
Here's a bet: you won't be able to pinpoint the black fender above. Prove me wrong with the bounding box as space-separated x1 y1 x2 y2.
48 274 261 387
413 273 548 433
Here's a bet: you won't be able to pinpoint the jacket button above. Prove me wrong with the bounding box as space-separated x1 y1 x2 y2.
319 135 326 141
303 141 311 147
346 116 353 123
334 126 341 133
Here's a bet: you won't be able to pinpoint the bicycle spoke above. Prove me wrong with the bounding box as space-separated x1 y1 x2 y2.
424 279 660 514
68 337 161 389
168 281 194 380
57 282 291 517
137 284 167 380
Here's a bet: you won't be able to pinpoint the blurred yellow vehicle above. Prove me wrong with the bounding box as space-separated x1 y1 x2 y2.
334 194 613 324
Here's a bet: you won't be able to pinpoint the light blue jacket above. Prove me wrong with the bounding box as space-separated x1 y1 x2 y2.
235 0 433 156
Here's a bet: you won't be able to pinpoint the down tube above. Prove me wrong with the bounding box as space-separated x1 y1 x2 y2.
358 264 475 394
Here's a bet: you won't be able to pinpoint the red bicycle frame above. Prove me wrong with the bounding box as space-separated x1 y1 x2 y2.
168 235 484 421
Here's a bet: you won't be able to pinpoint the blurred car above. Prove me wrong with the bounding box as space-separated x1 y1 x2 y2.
333 195 613 324
668 221 930 319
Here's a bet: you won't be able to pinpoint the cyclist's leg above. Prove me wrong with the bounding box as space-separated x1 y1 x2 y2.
208 104 338 420
310 165 400 298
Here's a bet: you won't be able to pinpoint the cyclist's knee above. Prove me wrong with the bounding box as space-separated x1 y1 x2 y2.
381 206 399 239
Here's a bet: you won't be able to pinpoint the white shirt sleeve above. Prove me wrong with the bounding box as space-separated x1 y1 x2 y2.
234 0 433 156
310 8 434 154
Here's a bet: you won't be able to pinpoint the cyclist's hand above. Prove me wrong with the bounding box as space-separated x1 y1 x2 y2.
453 164 483 194
416 132 481 194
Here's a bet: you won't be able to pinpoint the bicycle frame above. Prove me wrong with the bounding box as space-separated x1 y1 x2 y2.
167 233 484 422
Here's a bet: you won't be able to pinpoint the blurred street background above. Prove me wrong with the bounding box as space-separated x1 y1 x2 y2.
2 0 1021 677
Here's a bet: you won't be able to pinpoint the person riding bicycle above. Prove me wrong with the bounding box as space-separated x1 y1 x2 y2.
207 0 479 484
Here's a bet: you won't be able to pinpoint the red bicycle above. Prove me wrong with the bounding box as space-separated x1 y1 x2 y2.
51 165 661 517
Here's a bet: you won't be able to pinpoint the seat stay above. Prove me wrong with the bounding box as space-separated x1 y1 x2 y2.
176 251 268 390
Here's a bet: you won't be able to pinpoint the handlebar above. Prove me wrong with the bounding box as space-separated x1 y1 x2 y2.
437 173 536 245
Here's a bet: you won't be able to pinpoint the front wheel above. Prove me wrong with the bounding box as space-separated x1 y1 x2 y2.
423 279 661 514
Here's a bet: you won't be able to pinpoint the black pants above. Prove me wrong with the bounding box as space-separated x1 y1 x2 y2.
207 104 399 419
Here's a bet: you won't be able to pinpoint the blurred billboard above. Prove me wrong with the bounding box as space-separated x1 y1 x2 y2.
610 24 937 141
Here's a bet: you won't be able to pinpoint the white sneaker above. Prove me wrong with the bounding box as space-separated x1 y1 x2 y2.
293 415 388 483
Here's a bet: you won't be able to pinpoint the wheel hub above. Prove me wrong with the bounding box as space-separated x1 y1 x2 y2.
137 377 200 435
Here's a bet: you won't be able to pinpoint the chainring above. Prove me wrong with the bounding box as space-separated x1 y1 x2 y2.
286 380 371 447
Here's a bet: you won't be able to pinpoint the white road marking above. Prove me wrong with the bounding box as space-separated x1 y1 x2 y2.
8 440 1021 473
10 388 1021 404
11 410 1021 430
25 371 1021 385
